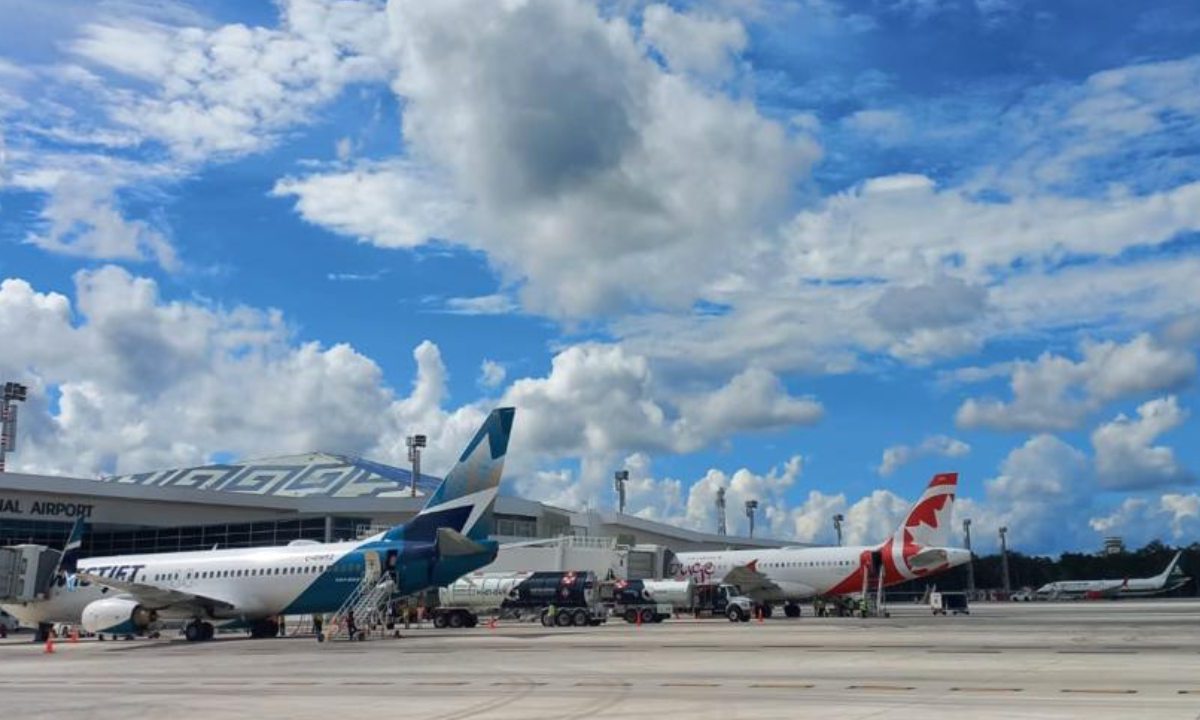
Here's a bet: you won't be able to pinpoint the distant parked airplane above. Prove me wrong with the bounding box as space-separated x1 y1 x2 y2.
1033 551 1188 600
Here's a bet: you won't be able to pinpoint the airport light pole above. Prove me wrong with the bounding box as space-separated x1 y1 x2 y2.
963 518 975 595
0 382 28 474
614 470 628 514
833 513 844 546
406 434 426 497
999 525 1011 595
745 499 759 538
715 487 727 536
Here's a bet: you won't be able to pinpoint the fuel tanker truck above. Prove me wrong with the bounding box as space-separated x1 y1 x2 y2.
434 571 607 628
608 578 694 624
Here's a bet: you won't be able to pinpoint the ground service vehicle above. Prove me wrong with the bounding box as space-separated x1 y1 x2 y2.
435 570 606 628
609 578 693 623
930 590 969 615
691 583 756 622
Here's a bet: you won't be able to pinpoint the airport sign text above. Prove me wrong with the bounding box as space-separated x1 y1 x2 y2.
0 497 95 518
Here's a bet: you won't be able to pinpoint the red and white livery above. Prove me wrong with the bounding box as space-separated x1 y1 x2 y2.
672 473 971 613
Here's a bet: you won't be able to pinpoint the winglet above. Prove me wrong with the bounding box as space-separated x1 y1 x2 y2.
55 518 86 575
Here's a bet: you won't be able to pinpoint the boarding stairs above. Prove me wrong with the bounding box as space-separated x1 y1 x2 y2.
325 574 396 641
859 563 887 618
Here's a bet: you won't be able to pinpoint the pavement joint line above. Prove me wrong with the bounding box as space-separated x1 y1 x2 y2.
1060 689 1138 694
491 682 548 686
749 683 816 689
661 682 721 687
1177 690 1200 694
268 681 319 685
575 682 633 687
929 650 1002 654
1056 650 1138 655
340 681 393 686
950 687 1024 693
847 685 915 691
414 681 470 686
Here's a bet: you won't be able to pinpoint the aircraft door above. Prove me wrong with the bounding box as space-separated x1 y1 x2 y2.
363 551 382 583
385 549 399 584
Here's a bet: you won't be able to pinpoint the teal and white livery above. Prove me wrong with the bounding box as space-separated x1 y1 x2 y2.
2 408 516 641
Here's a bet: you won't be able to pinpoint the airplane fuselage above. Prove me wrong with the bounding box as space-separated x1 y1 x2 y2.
674 544 971 602
3 535 496 631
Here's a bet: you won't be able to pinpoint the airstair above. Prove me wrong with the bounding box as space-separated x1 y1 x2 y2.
859 553 888 618
325 575 396 641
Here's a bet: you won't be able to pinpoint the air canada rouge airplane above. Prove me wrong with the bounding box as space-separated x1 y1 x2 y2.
2 408 515 641
672 472 971 617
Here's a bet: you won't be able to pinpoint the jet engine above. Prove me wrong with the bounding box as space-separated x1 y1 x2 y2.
81 597 158 635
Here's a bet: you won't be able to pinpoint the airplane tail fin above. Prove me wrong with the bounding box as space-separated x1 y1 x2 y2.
893 472 958 548
388 407 515 543
54 518 86 575
1154 551 1184 583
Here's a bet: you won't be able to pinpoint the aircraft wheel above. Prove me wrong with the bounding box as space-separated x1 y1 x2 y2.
185 622 202 643
759 604 774 619
727 606 745 623
572 609 590 627
201 623 215 641
784 603 801 618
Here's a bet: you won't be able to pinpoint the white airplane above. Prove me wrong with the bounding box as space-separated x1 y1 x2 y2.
672 472 971 617
1033 551 1188 600
2 407 515 641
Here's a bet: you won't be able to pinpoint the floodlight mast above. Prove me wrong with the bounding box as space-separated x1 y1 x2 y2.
745 499 759 538
715 487 727 536
613 470 628 514
963 518 976 595
406 434 426 497
999 525 1011 595
0 382 28 474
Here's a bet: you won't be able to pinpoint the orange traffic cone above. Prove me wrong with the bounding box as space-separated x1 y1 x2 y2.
636 611 642 628
70 628 80 644
757 607 764 624
487 617 497 630
43 632 55 654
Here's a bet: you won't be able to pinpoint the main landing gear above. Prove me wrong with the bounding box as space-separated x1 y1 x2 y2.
783 603 802 618
184 620 215 642
248 618 279 639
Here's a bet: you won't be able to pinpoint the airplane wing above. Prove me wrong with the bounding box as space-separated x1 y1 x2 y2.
77 573 237 613
718 560 782 598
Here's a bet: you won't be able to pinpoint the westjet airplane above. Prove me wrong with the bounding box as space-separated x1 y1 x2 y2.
1033 551 1189 600
672 472 971 617
2 407 515 642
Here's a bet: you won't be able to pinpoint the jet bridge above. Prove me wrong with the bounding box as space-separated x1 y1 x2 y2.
0 544 62 603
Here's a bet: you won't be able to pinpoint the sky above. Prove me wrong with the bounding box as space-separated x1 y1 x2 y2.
1 0 1199 555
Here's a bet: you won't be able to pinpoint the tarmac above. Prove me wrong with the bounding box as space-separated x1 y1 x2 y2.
2 599 1199 719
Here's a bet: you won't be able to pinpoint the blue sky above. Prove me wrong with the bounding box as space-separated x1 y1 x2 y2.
1 0 1199 554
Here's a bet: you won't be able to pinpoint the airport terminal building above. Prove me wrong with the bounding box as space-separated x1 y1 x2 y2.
0 453 787 558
